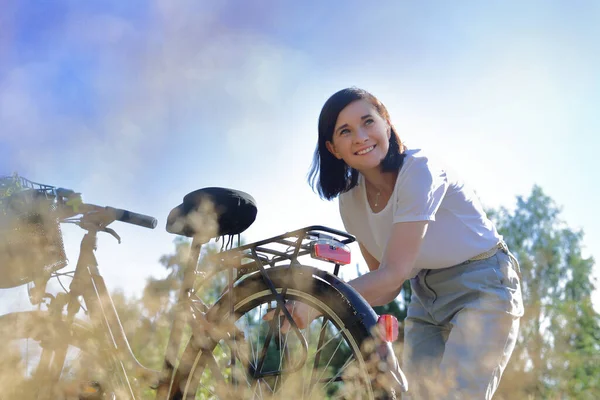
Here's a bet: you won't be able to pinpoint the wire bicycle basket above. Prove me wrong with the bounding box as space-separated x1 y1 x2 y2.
0 174 67 288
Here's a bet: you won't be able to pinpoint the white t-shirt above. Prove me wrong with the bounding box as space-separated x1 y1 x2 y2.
339 149 501 277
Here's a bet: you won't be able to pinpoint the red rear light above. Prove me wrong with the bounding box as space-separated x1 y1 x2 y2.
311 239 351 265
377 314 399 342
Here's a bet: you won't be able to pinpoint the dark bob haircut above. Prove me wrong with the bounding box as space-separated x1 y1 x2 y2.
308 87 406 200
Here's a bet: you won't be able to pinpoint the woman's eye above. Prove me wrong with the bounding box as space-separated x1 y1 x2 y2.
365 118 375 126
340 128 350 135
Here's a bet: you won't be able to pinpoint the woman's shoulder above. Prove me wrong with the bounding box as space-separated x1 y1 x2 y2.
400 148 475 200
397 148 445 182
402 148 434 167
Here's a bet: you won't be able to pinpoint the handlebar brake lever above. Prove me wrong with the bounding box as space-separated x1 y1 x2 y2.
103 227 121 244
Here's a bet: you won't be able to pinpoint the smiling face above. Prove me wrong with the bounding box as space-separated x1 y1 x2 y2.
325 99 391 173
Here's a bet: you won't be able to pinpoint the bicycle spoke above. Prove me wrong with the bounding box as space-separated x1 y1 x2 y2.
310 338 345 397
311 315 330 386
273 328 284 393
319 354 355 395
264 377 276 394
273 375 280 396
276 301 296 395
245 311 257 368
257 378 264 399
314 327 345 356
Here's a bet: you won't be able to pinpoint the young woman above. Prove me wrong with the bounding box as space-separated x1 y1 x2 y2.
301 87 524 399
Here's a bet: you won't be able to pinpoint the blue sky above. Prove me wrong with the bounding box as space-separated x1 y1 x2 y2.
1 0 599 311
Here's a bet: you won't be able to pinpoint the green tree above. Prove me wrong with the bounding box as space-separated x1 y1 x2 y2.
489 186 600 399
142 237 228 316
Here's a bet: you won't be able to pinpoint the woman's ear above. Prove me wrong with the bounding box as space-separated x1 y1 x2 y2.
326 141 343 160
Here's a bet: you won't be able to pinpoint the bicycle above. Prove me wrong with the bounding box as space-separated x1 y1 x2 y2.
0 175 407 399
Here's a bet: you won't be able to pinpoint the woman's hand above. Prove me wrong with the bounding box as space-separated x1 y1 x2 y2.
262 301 321 334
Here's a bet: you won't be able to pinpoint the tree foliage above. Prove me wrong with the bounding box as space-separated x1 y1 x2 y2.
489 186 600 399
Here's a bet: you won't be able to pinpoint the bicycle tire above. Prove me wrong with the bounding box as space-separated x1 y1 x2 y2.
174 265 395 400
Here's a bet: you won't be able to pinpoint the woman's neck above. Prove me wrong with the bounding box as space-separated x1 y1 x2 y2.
361 168 398 196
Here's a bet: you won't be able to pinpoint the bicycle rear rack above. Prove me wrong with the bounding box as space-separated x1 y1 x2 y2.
215 225 356 280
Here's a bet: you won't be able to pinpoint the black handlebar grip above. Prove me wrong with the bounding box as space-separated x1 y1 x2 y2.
107 207 158 229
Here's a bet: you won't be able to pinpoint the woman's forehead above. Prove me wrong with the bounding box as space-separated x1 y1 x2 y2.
336 99 377 124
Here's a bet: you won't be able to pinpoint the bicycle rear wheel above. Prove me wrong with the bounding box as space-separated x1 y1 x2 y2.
176 266 387 400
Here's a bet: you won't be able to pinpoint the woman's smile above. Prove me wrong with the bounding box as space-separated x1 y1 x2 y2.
355 145 376 155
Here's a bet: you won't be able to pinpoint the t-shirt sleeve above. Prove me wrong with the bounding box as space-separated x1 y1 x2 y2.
393 157 448 223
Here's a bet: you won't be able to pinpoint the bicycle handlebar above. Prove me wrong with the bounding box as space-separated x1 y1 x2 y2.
55 197 156 231
77 204 157 229
106 206 157 229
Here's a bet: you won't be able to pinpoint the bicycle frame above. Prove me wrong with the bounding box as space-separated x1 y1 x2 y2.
43 224 357 399
60 230 162 398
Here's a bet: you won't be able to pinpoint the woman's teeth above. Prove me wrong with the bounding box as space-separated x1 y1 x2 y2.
356 146 374 155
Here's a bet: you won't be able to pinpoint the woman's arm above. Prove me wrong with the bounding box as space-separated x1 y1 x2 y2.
359 242 399 304
359 243 380 271
349 221 428 306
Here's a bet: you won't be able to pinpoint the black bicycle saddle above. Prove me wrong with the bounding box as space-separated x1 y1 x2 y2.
166 187 257 238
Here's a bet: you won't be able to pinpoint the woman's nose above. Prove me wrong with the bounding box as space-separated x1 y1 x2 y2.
353 128 369 143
